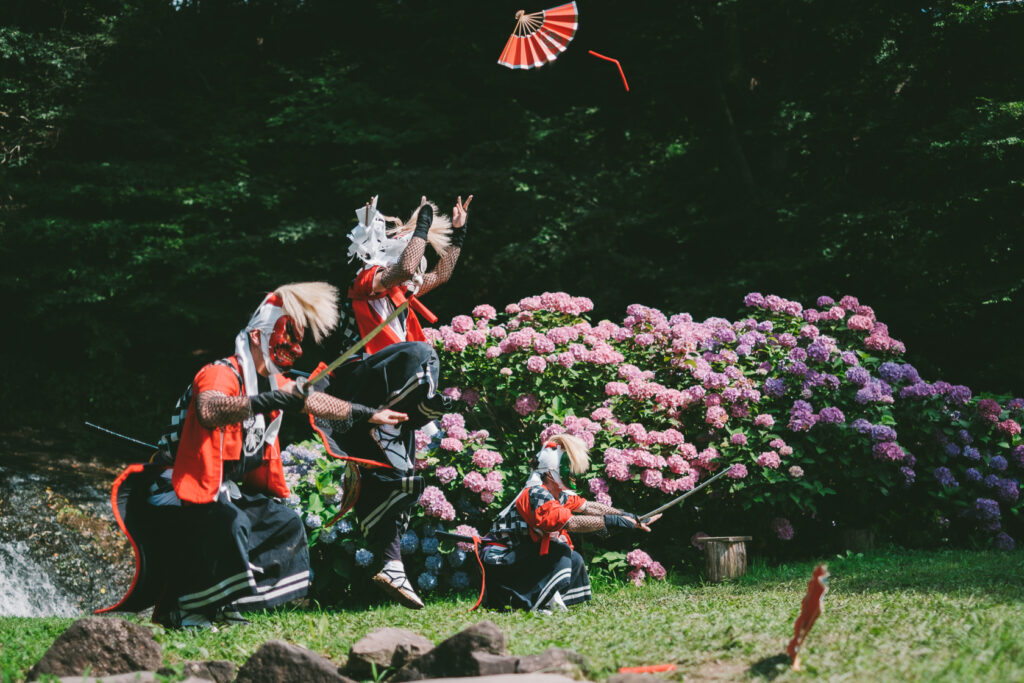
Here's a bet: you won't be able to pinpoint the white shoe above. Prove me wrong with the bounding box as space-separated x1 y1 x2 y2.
372 563 424 609
549 590 568 612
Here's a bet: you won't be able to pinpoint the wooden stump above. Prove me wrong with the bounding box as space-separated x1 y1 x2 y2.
702 536 752 582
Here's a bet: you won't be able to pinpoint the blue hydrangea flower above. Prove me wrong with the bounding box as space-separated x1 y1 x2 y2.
305 512 323 529
421 537 440 555
355 548 375 567
319 527 338 544
425 554 443 574
400 530 420 554
285 495 302 509
336 519 353 535
449 571 470 590
447 549 467 567
417 572 438 591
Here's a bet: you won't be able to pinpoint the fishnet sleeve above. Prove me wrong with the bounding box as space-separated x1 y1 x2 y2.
564 515 608 534
579 500 623 516
302 391 354 421
376 237 428 291
196 391 251 428
417 246 461 297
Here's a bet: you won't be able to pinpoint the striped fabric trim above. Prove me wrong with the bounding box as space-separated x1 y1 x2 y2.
233 571 310 606
532 567 571 612
179 569 257 610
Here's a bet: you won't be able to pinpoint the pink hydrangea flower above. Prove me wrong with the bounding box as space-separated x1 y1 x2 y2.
640 469 663 488
414 429 431 453
526 355 547 373
514 393 540 416
446 425 469 441
705 406 728 429
455 523 478 551
463 471 486 493
727 463 748 479
789 465 804 478
461 389 480 408
757 451 781 469
440 413 465 431
626 567 646 586
472 449 504 469
626 548 653 569
730 433 748 446
440 437 464 452
451 315 474 333
648 561 667 580
754 414 775 428
435 466 457 484
418 486 455 521
472 304 496 320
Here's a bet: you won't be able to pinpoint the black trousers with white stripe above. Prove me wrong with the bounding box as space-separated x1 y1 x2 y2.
320 342 440 566
145 489 310 617
483 539 592 611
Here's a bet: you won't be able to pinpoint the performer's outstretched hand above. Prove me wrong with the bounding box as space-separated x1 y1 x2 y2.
370 408 409 425
635 512 662 532
452 195 473 228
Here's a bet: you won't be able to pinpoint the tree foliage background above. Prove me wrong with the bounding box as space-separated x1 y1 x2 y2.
2 0 1022 439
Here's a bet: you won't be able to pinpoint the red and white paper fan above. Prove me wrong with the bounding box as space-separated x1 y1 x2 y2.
497 2 579 70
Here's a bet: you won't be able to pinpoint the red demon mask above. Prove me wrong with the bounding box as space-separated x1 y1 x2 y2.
268 315 304 369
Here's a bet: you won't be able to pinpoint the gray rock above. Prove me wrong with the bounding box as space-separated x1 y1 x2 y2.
345 627 434 679
606 674 667 683
468 652 520 676
388 621 507 682
516 648 588 678
413 675 583 683
54 674 160 683
156 660 237 682
235 639 355 683
54 676 208 683
27 617 162 681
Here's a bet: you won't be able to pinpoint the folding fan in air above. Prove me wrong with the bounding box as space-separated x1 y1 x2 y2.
497 2 579 69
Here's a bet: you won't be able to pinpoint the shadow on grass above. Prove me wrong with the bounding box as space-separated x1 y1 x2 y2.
748 654 791 680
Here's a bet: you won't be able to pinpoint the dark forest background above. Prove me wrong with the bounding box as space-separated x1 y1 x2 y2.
2 0 1022 442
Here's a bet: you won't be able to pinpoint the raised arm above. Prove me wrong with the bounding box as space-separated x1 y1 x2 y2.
373 198 433 293
417 194 472 297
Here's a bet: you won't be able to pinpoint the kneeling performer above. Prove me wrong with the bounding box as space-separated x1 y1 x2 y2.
99 282 405 628
481 434 659 612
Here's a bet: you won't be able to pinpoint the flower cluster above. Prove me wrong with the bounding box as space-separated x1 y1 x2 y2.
284 289 1023 602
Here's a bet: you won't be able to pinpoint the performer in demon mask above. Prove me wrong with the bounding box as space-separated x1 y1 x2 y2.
100 282 406 628
309 194 472 610
480 434 660 612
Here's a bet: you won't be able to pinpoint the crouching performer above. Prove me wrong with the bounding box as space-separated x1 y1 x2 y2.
98 283 406 628
480 434 659 612
308 195 471 611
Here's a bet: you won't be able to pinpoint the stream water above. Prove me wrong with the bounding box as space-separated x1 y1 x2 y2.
0 428 135 618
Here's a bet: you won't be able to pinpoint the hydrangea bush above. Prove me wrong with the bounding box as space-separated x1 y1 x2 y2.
285 291 1023 601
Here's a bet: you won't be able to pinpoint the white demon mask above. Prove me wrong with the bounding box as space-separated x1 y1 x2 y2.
346 195 410 268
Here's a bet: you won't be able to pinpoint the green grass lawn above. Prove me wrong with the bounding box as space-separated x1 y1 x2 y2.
3 548 1023 682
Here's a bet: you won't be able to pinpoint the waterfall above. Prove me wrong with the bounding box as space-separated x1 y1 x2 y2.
0 540 80 617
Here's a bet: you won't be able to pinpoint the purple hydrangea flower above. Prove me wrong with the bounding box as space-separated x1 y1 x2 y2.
996 478 1019 503
870 424 898 442
852 418 872 435
990 455 1008 471
974 497 1000 521
994 532 1015 551
934 467 958 488
818 406 846 424
845 366 871 387
962 445 981 460
764 378 786 397
965 468 982 482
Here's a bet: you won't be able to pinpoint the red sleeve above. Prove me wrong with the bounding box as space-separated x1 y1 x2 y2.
193 363 240 396
531 499 572 533
349 266 380 300
563 494 585 512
